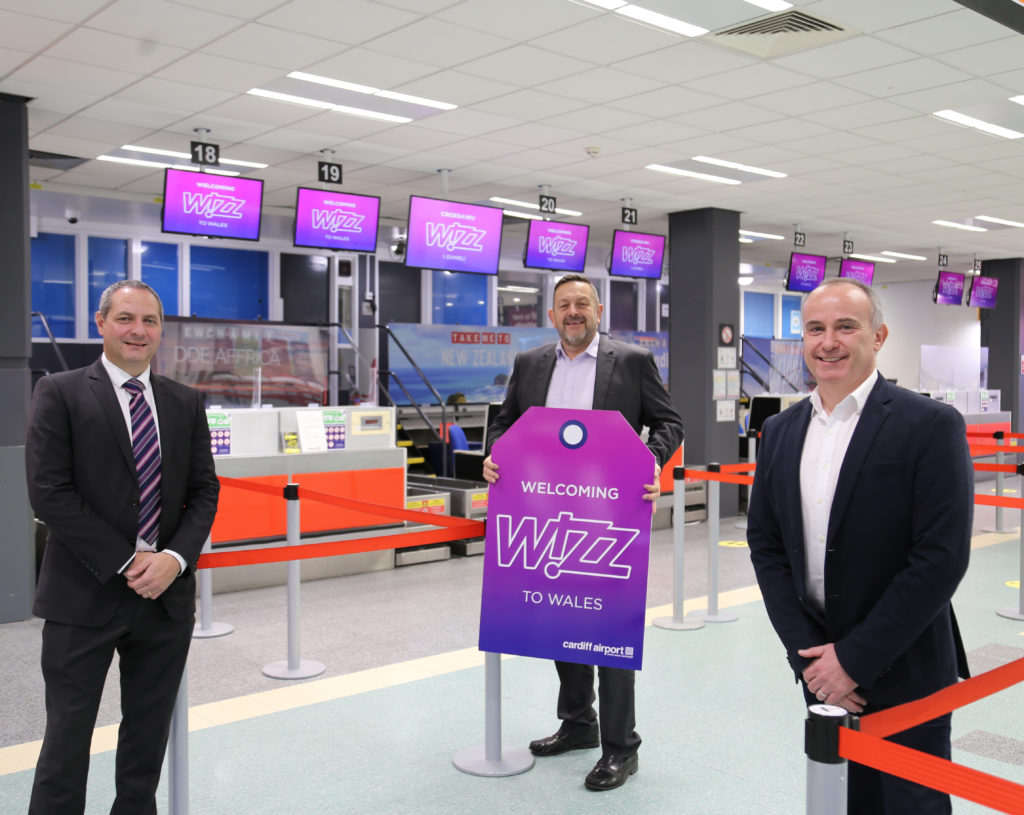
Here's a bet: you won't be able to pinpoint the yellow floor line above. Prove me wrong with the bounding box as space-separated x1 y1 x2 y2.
0 530 1013 777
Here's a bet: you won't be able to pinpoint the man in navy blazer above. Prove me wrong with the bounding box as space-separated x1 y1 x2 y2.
26 280 220 814
747 278 971 813
483 274 683 791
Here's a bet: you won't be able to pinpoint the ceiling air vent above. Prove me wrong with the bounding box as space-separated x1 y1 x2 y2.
28 149 90 172
712 11 854 58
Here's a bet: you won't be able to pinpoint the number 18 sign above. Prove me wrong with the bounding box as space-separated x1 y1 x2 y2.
478 407 654 670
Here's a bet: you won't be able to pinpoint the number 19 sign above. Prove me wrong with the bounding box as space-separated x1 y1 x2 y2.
478 407 654 670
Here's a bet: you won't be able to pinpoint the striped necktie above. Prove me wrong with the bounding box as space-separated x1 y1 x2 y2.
123 378 161 546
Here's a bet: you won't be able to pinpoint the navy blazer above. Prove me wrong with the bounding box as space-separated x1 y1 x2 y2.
747 374 972 706
486 335 683 469
27 358 220 626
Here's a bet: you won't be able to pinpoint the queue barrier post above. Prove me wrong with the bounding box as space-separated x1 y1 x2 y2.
654 466 704 631
452 651 534 777
997 462 1024 622
981 432 1018 534
192 535 233 639
805 704 855 815
167 666 189 815
263 484 326 680
735 432 756 531
690 464 738 624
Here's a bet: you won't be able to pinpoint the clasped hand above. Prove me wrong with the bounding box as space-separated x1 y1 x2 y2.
799 643 866 713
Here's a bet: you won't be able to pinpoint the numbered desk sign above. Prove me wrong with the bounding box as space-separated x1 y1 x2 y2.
479 407 654 670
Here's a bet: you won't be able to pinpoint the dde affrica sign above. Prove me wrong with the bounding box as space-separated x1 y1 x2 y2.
478 407 654 670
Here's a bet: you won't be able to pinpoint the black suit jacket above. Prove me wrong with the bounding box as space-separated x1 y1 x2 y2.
486 335 683 468
747 374 972 706
27 358 220 626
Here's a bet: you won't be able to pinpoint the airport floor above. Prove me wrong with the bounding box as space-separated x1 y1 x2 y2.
2 488 1024 814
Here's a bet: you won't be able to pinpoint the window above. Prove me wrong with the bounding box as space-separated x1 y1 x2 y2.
30 232 75 338
141 241 179 317
743 291 774 338
87 237 128 338
432 269 487 325
609 279 638 331
190 245 268 320
497 270 544 327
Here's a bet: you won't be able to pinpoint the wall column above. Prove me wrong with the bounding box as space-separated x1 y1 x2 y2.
978 258 1024 431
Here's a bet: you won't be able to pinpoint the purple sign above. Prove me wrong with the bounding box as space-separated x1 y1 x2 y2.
405 195 504 275
839 258 875 286
294 188 380 252
479 407 655 670
968 275 998 309
524 219 590 272
609 230 665 279
161 168 263 241
935 271 965 305
786 252 827 292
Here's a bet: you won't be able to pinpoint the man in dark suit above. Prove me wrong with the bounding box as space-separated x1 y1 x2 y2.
747 278 972 813
483 273 683 791
26 280 220 814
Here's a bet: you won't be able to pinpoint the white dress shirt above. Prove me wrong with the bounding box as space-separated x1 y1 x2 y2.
800 370 878 611
545 333 599 410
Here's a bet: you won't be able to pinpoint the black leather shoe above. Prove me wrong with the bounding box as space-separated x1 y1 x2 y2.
584 753 639 791
528 728 600 757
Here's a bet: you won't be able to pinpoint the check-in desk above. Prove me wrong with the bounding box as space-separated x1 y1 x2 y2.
206 406 406 592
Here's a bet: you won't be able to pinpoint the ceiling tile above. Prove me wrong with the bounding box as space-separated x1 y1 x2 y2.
936 36 1024 78
155 53 283 92
364 18 514 67
44 27 188 74
541 105 651 136
874 8 1014 55
0 45 30 76
42 115 152 146
608 85 728 118
259 0 420 44
9 55 139 96
471 89 587 120
801 99 919 130
393 70 518 107
114 78 236 112
86 0 244 49
613 40 753 83
685 62 816 100
537 67 664 104
0 9 72 51
437 0 590 40
771 36 918 80
531 14 678 65
3 79 102 113
76 97 191 130
684 101 787 132
601 119 706 147
0 0 110 22
204 24 346 70
804 0 963 31
832 57 971 97
302 47 438 90
458 45 594 87
412 108 526 137
751 81 872 117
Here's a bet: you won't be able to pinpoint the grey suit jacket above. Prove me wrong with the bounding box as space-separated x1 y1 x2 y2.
486 335 683 468
27 358 220 625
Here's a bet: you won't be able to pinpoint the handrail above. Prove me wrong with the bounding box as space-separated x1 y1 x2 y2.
379 324 449 478
335 323 396 406
30 312 69 372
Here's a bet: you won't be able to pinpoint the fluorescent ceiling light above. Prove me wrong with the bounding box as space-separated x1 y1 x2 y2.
739 229 784 240
933 109 1024 140
288 71 457 111
616 5 708 37
498 285 541 293
502 209 542 220
738 237 754 243
488 196 583 217
742 0 793 10
121 145 267 168
881 251 927 260
1010 95 1024 106
694 155 787 178
933 219 988 232
646 164 741 185
96 155 239 176
248 88 333 110
848 253 896 264
581 0 627 8
330 104 411 123
975 215 1024 228
738 276 754 286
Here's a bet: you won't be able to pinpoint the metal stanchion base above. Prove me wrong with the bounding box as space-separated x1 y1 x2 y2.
981 526 1019 534
996 608 1024 621
452 745 534 777
689 610 739 623
653 615 705 631
192 621 234 639
262 660 325 680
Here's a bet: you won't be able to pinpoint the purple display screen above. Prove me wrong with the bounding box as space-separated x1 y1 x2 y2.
785 252 827 292
405 195 504 275
935 271 965 305
609 230 665 279
524 219 590 272
293 188 380 252
161 169 263 241
839 258 875 285
968 275 998 308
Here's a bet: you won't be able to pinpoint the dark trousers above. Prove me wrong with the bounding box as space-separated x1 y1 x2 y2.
554 660 640 756
29 593 193 815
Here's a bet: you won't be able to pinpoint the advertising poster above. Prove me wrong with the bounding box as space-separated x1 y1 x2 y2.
478 407 654 670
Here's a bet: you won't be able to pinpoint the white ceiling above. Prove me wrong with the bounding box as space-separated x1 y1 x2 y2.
4 0 1024 286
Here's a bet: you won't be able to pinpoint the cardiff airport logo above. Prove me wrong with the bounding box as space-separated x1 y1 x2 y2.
495 511 639 580
424 221 487 253
537 235 578 258
182 191 246 220
310 207 366 234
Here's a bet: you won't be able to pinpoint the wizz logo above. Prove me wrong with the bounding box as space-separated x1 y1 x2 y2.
182 192 245 220
622 246 655 265
495 512 639 580
537 236 577 257
310 208 365 234
424 221 487 252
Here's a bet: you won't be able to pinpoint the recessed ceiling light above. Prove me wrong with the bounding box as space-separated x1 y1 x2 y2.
288 71 457 111
247 88 411 123
616 5 708 37
933 109 1024 140
694 156 787 178
742 0 793 10
488 196 583 217
975 215 1024 228
121 145 267 168
502 210 542 220
880 251 927 260
498 285 540 293
848 253 896 264
738 237 754 243
933 219 988 232
1010 95 1024 107
738 275 754 286
646 164 741 185
739 229 785 240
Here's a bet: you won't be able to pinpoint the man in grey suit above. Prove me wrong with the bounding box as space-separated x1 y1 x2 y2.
483 273 683 791
26 280 220 814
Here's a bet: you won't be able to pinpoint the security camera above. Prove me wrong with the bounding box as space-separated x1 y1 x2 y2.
64 209 80 224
